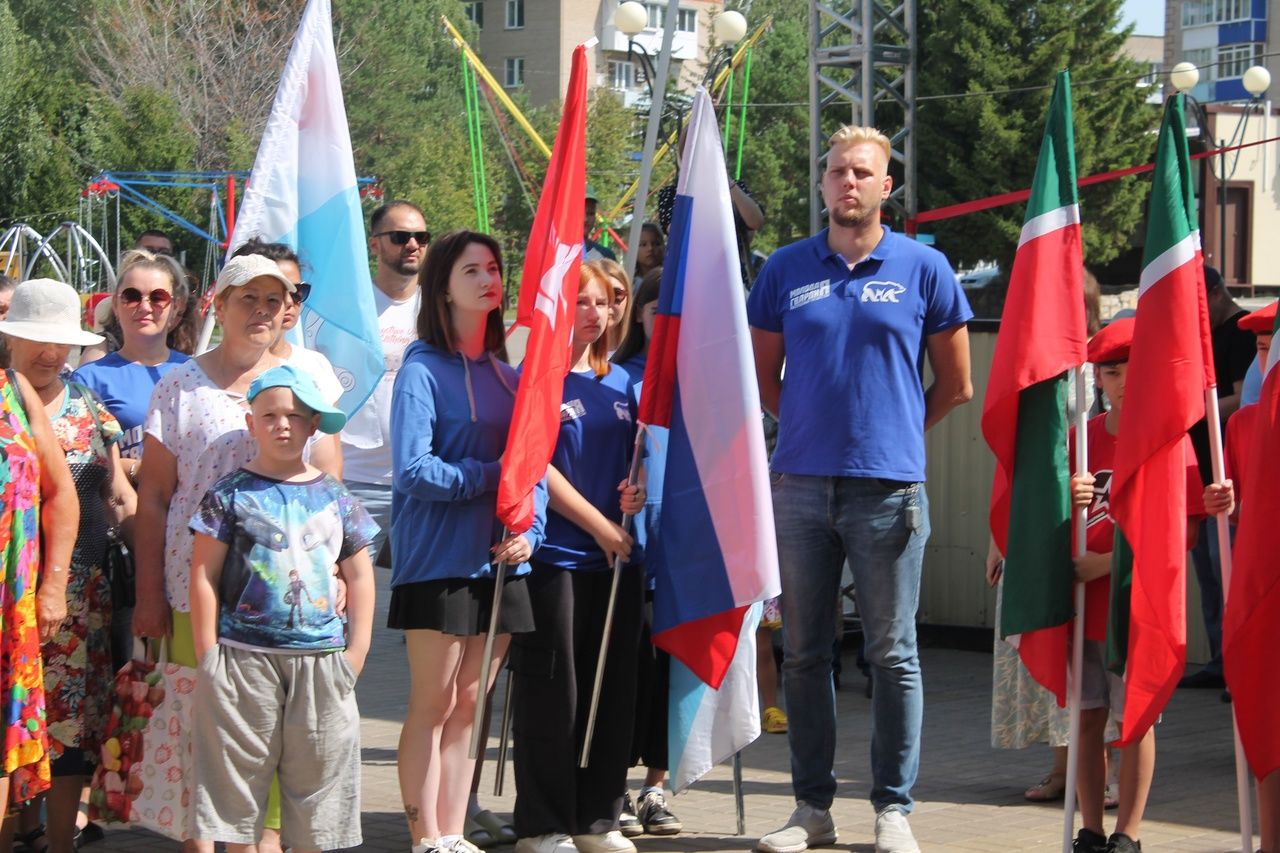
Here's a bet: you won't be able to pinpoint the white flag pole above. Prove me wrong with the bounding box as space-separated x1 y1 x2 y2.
1062 365 1088 853
1205 388 1254 853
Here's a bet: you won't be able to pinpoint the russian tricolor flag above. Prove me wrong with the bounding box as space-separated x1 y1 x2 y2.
229 0 384 416
639 88 780 790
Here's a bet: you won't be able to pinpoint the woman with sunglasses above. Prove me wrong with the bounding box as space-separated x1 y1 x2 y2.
232 239 343 479
72 250 191 677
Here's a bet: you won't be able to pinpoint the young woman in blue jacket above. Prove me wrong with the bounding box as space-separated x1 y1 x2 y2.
390 231 547 853
510 262 645 853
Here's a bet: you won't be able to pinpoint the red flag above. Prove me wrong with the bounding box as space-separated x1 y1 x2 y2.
495 46 587 533
1108 94 1212 746
980 72 1086 704
1224 343 1280 778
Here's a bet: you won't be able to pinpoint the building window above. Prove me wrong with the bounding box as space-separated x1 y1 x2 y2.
1137 61 1161 88
1218 42 1263 79
646 2 661 28
1184 47 1214 82
677 8 696 32
465 1 483 28
505 0 523 29
609 60 635 90
1182 0 1252 26
504 57 524 88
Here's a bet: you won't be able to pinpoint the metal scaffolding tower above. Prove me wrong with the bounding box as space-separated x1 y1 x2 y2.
808 0 917 234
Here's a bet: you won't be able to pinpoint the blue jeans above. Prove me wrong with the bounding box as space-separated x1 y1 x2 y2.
344 481 393 564
773 474 929 814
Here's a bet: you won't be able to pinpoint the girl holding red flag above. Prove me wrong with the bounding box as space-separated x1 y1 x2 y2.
1068 318 1204 853
510 261 645 853
1202 299 1279 853
388 231 546 853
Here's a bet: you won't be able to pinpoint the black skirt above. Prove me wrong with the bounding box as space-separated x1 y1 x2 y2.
387 575 535 636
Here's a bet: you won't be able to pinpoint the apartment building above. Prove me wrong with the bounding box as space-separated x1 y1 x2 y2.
1164 0 1279 285
463 0 723 106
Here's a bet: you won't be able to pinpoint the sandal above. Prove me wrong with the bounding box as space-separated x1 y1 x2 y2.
15 825 48 853
1024 775 1067 802
464 815 497 849
472 810 517 846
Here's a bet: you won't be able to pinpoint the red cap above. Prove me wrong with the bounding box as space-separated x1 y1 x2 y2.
1238 300 1278 334
1087 317 1136 364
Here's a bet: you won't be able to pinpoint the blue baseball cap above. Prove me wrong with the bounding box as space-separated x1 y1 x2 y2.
247 364 346 434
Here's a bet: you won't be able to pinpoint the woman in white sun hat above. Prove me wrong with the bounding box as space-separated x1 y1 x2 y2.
0 278 135 853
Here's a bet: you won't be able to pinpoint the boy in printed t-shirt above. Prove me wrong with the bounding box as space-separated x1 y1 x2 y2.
1068 318 1204 853
188 364 378 852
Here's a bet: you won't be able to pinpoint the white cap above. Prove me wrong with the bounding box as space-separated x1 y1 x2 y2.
215 254 296 297
0 279 104 346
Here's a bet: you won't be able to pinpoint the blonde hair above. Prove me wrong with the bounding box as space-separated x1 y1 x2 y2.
579 263 614 378
828 125 892 162
117 249 189 301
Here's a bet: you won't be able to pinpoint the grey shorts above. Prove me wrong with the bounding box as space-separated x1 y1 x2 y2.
1078 639 1125 719
193 645 362 849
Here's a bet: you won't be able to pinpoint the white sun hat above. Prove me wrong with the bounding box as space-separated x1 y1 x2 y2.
0 279 104 346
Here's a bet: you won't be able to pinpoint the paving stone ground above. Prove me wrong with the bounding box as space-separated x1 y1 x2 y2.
89 570 1252 852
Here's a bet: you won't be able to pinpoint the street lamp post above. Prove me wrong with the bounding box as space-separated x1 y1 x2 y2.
1169 60 1271 282
615 1 746 280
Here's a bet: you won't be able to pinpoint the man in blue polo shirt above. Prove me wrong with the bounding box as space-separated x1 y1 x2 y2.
746 126 973 853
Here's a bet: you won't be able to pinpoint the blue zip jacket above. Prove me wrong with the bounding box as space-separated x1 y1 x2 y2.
389 340 546 585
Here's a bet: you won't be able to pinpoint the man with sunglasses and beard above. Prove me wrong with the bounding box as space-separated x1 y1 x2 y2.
341 200 431 557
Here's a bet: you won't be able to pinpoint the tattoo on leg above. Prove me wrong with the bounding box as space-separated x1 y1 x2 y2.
405 804 420 823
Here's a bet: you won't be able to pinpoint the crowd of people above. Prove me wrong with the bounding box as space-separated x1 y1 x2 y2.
0 120 1272 853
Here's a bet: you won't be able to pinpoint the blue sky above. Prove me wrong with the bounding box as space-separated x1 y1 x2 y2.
1121 0 1165 35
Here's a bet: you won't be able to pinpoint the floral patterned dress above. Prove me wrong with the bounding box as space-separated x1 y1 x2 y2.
0 371 51 805
43 383 119 769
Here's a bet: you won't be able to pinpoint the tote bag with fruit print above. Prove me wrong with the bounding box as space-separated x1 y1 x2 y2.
89 640 197 842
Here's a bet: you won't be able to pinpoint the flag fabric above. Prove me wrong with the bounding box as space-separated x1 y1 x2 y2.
980 71 1087 706
230 0 383 416
494 46 588 534
668 604 761 792
1107 93 1213 746
1223 307 1280 778
638 88 779 789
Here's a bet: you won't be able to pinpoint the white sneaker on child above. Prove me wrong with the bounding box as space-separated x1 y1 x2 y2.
571 830 636 853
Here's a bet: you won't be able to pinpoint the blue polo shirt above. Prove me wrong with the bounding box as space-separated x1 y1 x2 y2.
746 226 971 482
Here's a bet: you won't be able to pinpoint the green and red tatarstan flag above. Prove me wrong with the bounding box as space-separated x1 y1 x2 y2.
1107 93 1213 746
982 71 1086 706
1223 307 1280 779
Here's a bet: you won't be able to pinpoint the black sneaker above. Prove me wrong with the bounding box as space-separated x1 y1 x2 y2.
636 789 682 836
1073 828 1108 853
1107 832 1141 853
619 793 642 838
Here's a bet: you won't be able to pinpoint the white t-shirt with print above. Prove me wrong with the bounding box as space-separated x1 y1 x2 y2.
340 286 420 485
286 343 343 406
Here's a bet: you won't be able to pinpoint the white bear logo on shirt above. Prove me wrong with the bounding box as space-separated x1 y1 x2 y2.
861 280 906 303
613 401 633 423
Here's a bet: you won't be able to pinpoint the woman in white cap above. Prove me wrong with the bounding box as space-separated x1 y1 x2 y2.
0 278 132 853
131 254 294 852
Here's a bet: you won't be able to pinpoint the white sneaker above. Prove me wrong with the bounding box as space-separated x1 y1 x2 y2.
756 802 838 853
515 834 578 853
874 808 920 853
571 830 636 853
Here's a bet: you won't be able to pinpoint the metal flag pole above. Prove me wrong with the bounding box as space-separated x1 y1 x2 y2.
733 752 746 835
1205 388 1254 853
579 432 645 767
470 528 512 760
494 668 515 796
1062 366 1089 853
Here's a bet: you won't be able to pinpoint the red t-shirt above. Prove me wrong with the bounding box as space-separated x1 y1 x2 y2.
1225 403 1258 498
1070 414 1203 640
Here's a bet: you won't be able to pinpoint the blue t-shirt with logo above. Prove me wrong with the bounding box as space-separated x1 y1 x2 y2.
746 226 972 482
540 363 640 571
190 469 379 652
71 351 190 459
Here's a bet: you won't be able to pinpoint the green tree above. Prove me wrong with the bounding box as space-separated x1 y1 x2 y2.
916 0 1155 271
